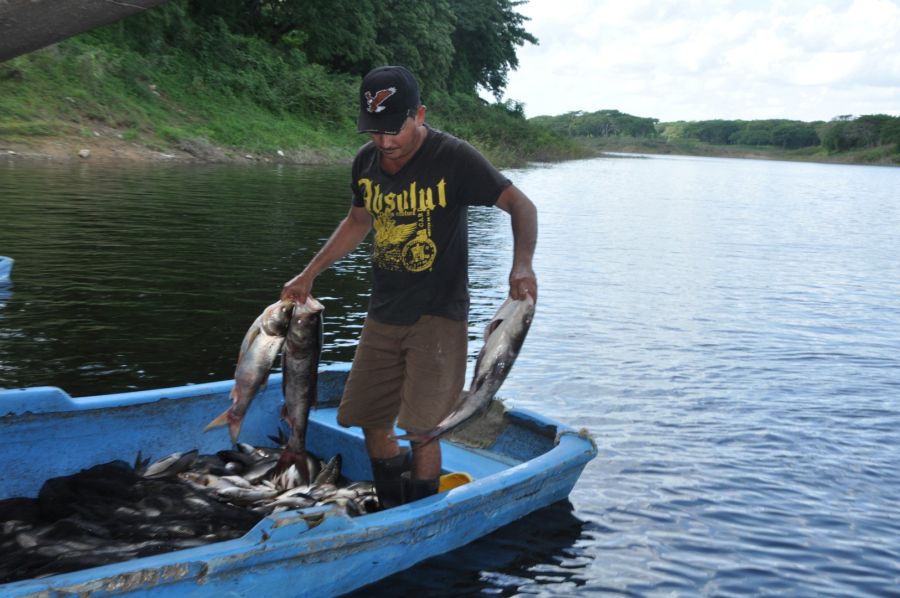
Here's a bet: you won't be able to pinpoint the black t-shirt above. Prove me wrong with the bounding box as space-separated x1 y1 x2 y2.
351 127 511 325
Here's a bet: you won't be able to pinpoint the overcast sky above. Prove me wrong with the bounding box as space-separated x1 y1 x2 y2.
490 0 900 122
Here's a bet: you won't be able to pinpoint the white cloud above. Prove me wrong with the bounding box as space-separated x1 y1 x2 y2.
493 0 900 121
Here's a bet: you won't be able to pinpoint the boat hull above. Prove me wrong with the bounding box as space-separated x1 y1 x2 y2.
0 256 12 281
0 363 596 596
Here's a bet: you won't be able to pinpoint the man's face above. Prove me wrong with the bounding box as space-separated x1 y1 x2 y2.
369 106 424 161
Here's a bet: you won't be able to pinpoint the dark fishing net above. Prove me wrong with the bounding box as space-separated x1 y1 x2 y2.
0 459 260 584
446 398 508 449
0 444 372 585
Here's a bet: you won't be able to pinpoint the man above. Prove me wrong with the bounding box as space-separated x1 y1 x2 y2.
281 65 537 507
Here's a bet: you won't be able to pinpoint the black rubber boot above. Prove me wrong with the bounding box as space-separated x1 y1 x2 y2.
369 448 411 510
404 475 440 503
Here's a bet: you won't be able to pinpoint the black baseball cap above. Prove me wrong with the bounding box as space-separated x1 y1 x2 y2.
357 65 421 134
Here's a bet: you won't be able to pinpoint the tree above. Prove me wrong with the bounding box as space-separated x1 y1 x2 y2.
372 0 456 97
682 120 742 144
821 114 900 152
183 0 536 100
446 0 537 98
770 122 819 149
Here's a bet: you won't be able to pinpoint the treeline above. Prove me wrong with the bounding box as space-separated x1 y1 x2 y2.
183 0 535 100
819 115 900 152
661 119 820 149
531 110 659 138
83 0 534 121
533 109 900 154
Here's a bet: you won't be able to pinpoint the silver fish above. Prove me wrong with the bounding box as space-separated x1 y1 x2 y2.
176 472 220 491
241 458 279 484
141 450 198 480
262 496 317 514
276 296 324 483
400 294 535 444
218 475 257 489
272 464 302 492
237 442 280 461
214 485 278 505
205 300 295 443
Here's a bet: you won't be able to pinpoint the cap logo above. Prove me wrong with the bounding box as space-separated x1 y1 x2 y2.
365 87 396 114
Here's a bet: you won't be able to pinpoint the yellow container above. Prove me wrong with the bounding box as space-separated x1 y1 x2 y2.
438 472 473 492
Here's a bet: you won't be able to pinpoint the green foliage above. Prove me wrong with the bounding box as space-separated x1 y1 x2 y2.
428 93 583 164
86 3 358 125
180 0 533 98
372 0 457 97
656 119 821 149
532 109 659 138
0 0 573 166
820 114 900 153
447 0 537 98
725 120 820 149
538 109 898 163
681 120 743 145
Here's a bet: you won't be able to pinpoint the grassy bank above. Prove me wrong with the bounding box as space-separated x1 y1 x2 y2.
0 14 585 168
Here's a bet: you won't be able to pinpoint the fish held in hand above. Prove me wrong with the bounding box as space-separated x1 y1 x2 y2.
205 300 295 443
276 296 324 483
399 294 535 444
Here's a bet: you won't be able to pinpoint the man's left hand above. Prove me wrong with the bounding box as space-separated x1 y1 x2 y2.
509 267 537 302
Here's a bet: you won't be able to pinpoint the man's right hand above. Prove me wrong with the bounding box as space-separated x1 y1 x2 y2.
281 271 313 304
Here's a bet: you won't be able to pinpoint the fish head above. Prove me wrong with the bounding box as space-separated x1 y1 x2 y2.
293 295 324 315
260 299 295 335
483 294 535 341
286 295 325 348
470 294 536 394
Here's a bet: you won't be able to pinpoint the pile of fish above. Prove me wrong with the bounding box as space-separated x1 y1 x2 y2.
0 439 377 584
139 437 377 517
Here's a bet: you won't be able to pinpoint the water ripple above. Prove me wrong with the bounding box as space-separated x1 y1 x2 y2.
2 156 900 595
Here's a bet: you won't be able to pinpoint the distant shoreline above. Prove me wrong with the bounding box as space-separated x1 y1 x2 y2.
587 138 900 167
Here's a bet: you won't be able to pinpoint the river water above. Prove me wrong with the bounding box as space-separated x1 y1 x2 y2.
1 154 899 596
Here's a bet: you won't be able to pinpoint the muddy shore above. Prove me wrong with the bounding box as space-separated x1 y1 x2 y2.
0 128 345 166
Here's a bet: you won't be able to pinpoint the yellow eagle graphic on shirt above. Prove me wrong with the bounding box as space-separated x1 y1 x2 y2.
358 177 447 272
374 211 417 247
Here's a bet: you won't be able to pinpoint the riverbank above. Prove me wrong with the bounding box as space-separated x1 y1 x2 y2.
0 124 590 168
7 131 899 170
0 126 347 166
0 29 584 170
7 123 900 169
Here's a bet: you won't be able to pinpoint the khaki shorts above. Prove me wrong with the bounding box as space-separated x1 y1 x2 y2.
337 315 467 434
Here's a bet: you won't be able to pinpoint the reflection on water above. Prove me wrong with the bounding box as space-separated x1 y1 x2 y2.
2 155 900 595
0 161 363 394
346 501 587 597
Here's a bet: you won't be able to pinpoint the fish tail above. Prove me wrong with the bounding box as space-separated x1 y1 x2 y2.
275 449 310 484
203 409 231 432
204 408 244 444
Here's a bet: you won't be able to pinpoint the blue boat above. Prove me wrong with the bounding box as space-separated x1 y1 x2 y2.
0 363 596 596
0 256 12 281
